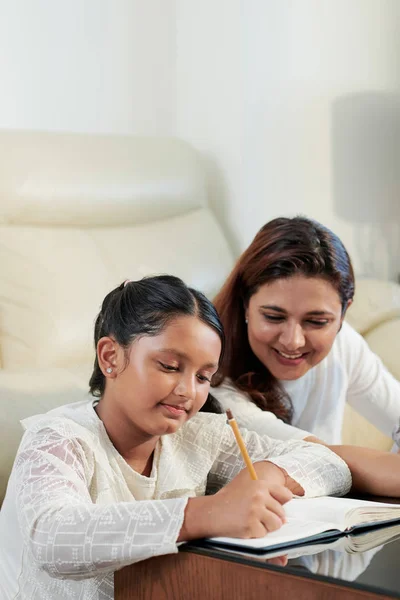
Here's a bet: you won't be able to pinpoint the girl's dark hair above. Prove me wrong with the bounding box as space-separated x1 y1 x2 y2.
213 216 355 423
89 275 224 413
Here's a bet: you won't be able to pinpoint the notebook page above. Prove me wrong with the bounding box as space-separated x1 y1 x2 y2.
284 497 350 529
286 497 400 529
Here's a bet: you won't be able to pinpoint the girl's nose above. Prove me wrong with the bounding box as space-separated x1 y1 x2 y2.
174 374 196 400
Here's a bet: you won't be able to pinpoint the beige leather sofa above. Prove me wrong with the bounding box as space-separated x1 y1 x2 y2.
0 130 399 504
0 130 234 502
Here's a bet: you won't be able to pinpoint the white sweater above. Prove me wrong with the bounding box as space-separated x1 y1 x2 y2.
212 322 400 444
0 398 351 600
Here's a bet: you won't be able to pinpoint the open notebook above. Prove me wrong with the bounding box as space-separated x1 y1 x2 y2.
205 496 400 554
203 521 400 563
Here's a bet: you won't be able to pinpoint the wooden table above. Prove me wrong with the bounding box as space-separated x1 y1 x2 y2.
115 544 397 600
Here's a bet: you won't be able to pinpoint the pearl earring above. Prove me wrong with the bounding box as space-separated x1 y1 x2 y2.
245 318 248 324
106 367 113 374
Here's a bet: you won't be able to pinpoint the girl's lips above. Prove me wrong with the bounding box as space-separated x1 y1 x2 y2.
273 348 308 367
160 404 187 416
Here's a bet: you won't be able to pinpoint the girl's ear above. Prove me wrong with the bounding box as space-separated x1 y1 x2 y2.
97 337 119 378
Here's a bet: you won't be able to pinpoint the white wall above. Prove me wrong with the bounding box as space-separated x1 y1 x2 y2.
2 1 400 278
176 0 243 253
0 0 176 135
176 0 400 280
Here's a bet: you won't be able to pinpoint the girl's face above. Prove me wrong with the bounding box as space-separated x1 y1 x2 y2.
102 315 221 437
245 275 346 381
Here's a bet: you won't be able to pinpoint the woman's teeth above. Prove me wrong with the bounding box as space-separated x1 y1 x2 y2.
277 350 303 359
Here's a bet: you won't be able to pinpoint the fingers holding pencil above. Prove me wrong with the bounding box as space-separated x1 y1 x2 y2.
192 409 290 539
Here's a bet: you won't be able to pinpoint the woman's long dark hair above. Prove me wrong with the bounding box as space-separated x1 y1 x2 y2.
213 216 355 423
89 275 225 413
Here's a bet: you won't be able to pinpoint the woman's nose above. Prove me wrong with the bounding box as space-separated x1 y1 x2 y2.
279 323 305 350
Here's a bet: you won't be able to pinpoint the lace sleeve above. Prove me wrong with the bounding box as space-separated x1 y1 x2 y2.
14 428 187 580
208 426 352 498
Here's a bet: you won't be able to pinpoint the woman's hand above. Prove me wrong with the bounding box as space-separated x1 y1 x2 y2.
178 470 292 542
266 555 288 567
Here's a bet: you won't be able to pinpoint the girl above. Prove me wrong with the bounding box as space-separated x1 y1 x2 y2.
0 276 351 600
212 216 400 447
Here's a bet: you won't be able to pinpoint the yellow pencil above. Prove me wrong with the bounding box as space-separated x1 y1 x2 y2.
226 408 258 480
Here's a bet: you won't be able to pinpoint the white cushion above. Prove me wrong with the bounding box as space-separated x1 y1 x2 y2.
0 131 235 504
364 318 400 382
0 364 91 501
0 208 233 370
342 404 392 451
346 278 400 334
0 131 207 226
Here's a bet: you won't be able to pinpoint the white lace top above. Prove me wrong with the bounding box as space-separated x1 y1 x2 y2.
0 398 351 600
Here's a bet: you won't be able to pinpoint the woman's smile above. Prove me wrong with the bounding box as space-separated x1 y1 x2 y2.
246 275 343 380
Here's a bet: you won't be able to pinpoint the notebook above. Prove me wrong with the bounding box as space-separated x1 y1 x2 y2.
205 496 400 554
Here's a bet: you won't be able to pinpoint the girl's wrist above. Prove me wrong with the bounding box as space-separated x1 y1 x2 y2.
178 496 216 542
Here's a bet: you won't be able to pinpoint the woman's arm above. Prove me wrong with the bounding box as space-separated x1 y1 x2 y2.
307 438 400 497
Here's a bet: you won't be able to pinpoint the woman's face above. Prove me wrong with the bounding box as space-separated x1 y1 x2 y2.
246 275 345 381
103 315 221 438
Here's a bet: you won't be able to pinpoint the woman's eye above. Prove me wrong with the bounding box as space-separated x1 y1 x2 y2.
263 314 284 322
159 362 178 372
306 320 329 327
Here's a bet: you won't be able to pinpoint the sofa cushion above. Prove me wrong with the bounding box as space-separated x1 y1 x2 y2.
364 318 400 382
0 209 233 370
0 364 91 502
346 278 400 335
0 131 207 226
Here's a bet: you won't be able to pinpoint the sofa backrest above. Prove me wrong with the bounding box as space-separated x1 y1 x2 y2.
0 130 234 371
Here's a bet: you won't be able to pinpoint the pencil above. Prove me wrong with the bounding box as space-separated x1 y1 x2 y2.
226 408 258 480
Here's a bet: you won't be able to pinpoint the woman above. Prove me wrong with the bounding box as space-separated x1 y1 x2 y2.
212 216 400 448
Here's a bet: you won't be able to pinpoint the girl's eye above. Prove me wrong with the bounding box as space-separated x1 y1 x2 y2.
197 374 211 383
159 362 178 372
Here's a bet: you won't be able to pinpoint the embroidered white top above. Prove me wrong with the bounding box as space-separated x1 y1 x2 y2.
0 398 351 600
211 322 400 444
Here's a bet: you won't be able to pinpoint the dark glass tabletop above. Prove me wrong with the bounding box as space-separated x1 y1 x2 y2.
183 522 400 598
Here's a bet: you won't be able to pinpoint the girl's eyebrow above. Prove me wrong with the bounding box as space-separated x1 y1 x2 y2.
157 348 218 370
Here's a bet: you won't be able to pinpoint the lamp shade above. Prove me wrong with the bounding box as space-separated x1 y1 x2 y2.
333 92 400 223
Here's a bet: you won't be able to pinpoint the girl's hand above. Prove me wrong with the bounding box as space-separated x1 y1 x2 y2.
179 472 292 542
